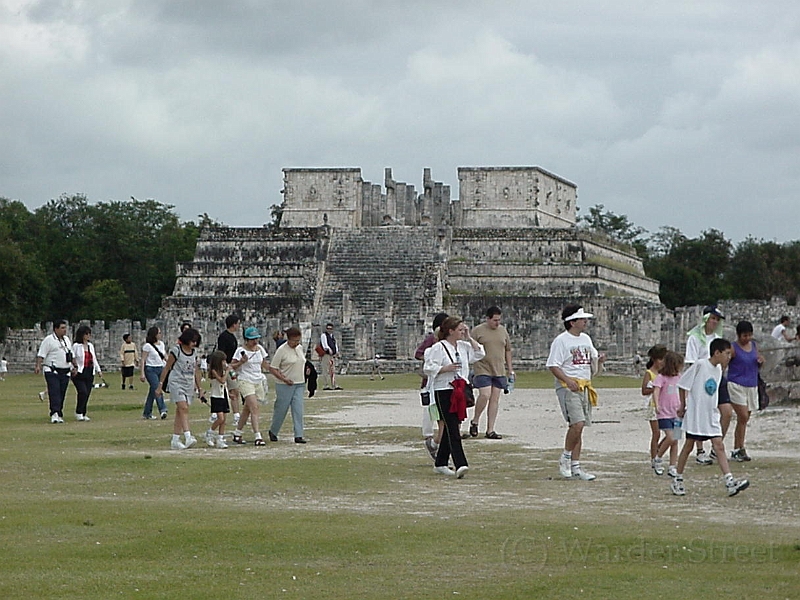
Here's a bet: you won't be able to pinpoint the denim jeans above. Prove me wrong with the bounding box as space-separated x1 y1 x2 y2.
270 383 305 438
143 365 166 417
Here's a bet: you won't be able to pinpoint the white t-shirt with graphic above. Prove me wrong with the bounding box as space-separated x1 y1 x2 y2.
546 330 598 381
678 358 722 437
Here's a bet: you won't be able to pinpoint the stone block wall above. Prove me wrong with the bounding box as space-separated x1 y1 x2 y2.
456 167 577 228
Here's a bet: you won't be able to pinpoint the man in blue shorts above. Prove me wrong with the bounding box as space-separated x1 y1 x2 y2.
464 306 514 440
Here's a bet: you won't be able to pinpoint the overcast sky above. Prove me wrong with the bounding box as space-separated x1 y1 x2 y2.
2 1 799 243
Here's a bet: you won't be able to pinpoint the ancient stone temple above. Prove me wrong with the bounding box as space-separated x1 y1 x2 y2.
158 165 667 367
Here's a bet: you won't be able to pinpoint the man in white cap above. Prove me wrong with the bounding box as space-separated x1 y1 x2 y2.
546 304 606 481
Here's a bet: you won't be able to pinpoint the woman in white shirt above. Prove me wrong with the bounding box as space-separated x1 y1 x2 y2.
267 327 308 443
71 325 103 421
139 326 168 420
230 327 270 446
423 317 485 478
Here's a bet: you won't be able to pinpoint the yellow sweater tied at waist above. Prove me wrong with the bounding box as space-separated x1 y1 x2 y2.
560 378 599 406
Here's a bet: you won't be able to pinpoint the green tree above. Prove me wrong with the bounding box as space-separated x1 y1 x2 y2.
579 204 648 257
81 279 129 322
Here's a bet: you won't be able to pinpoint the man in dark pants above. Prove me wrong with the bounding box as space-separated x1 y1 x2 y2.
34 320 76 423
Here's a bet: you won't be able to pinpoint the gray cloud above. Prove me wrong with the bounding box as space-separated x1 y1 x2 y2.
1 0 798 242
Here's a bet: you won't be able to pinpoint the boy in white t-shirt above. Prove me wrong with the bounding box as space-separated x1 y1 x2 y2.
671 338 750 497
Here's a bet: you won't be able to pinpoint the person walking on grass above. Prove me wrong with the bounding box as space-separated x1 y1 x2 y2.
156 328 206 450
204 351 230 449
119 333 139 390
727 321 763 463
546 305 606 482
216 314 242 427
642 344 667 471
464 306 514 440
685 305 728 465
140 327 168 420
71 325 102 422
423 317 485 479
415 312 449 461
229 327 270 446
651 351 684 478
267 327 308 444
671 338 749 497
35 320 75 424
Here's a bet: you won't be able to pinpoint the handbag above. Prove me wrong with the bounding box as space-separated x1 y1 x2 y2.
439 342 476 408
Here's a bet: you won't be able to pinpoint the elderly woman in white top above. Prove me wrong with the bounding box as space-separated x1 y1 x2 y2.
423 316 485 479
71 324 103 421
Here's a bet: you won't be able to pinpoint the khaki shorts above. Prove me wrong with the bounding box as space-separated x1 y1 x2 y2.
226 372 239 391
727 381 758 412
556 385 592 426
238 379 266 402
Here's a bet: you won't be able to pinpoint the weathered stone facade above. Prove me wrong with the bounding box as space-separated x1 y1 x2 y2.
3 166 799 403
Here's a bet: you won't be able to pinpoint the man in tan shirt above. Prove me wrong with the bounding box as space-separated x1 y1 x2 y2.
464 306 514 439
119 333 139 390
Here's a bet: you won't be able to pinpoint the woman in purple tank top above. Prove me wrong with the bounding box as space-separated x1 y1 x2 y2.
726 321 764 462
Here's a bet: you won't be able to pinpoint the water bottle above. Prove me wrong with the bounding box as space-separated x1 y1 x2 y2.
505 374 516 394
673 418 683 440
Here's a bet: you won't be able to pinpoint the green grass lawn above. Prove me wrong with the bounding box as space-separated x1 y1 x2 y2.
1 373 798 599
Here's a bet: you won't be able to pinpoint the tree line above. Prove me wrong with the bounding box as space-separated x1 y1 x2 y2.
580 205 800 308
1 196 796 337
0 194 206 336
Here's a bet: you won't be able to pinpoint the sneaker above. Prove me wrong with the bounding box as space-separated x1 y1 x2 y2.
434 466 455 476
558 454 572 478
209 413 217 424
731 448 752 462
652 457 664 476
160 411 168 420
50 414 59 424
128 385 134 390
726 478 750 496
424 438 438 461
696 450 713 465
184 435 197 449
233 413 240 427
56 415 64 423
215 435 228 449
667 465 678 478
572 469 596 481
170 438 186 450
121 384 126 390
671 477 686 496
456 466 469 479
205 430 216 447
75 413 85 422
268 431 278 442
81 414 90 422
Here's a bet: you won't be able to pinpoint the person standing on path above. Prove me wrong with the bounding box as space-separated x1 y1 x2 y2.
320 323 342 390
546 305 606 482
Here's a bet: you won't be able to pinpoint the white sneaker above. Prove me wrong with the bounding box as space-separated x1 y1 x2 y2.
572 469 596 481
170 438 186 450
184 435 197 449
558 455 572 478
696 450 713 465
56 415 64 423
205 430 216 447
652 457 664 476
726 478 750 497
456 466 469 479
434 466 455 476
667 465 678 478
50 414 59 424
215 435 228 449
671 477 686 496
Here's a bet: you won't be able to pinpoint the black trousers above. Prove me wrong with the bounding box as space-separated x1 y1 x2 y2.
434 389 468 469
72 371 94 415
45 371 70 417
